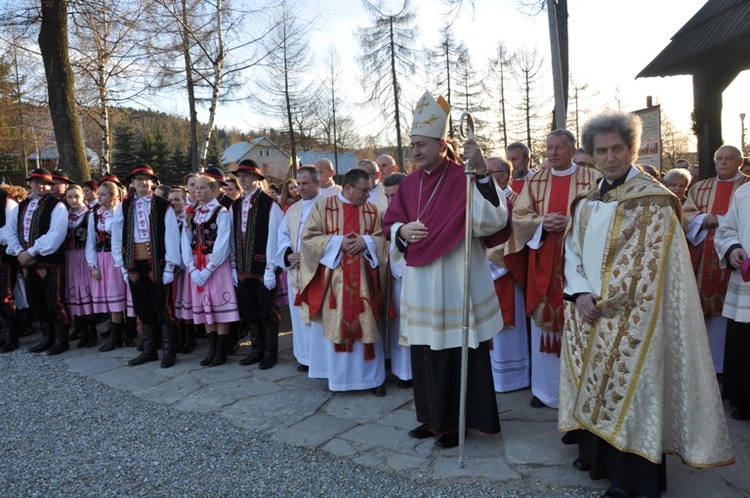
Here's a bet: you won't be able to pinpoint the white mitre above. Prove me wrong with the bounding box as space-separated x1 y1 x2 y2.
411 91 451 140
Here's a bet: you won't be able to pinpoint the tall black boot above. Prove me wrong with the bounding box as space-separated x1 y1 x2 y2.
160 322 177 368
28 321 55 353
47 323 70 356
208 334 228 367
174 321 186 355
200 332 217 366
128 323 158 366
226 321 240 356
258 321 279 370
17 309 34 337
124 317 137 347
238 321 263 366
75 317 89 348
0 316 19 353
181 322 196 353
99 321 123 352
85 318 98 348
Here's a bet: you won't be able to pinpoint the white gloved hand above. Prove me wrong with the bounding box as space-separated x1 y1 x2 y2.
198 269 212 286
263 268 276 290
162 270 174 285
232 269 238 286
121 268 129 284
191 269 206 287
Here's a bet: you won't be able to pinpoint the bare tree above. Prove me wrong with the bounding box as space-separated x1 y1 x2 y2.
357 0 419 169
661 114 690 167
510 49 551 160
425 26 458 138
147 0 266 170
317 48 355 173
255 0 313 178
485 43 512 150
69 0 150 172
39 0 89 181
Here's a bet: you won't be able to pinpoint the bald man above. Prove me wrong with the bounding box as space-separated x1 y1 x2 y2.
376 154 398 180
314 158 342 197
354 159 388 213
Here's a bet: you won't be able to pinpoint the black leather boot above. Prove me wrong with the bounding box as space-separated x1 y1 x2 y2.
128 323 158 366
238 321 263 366
200 332 217 366
124 317 137 347
28 321 55 353
174 321 186 355
47 323 70 356
160 322 176 368
75 317 89 348
99 321 123 352
258 321 279 370
85 318 98 348
181 322 196 354
226 321 240 356
208 334 228 367
0 316 19 353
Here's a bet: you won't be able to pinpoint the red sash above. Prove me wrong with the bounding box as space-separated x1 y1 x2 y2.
699 181 734 315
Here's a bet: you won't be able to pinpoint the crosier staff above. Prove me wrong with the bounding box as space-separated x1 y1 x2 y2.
457 110 474 468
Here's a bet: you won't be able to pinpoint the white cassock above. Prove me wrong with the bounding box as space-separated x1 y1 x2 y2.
388 235 411 381
488 261 530 393
274 194 324 367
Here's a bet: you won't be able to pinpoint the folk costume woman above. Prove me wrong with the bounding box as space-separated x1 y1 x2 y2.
87 181 128 352
65 185 96 347
181 176 240 367
169 187 197 354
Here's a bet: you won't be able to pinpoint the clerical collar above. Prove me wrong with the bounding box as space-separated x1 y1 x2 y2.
718 172 744 182
599 166 634 196
337 192 357 205
550 163 577 177
301 194 322 205
422 158 448 176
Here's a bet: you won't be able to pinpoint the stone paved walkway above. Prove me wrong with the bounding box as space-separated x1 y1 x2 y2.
49 328 750 497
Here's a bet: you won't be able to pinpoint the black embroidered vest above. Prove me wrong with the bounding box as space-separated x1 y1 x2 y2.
94 207 113 253
232 190 274 279
121 195 169 282
17 194 65 264
190 207 221 255
67 210 89 250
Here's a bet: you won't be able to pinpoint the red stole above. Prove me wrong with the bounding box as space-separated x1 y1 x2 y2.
494 274 515 327
338 203 374 359
526 174 572 354
698 181 734 315
510 179 525 194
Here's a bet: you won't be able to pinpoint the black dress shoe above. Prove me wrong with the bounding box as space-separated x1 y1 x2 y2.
371 383 386 397
601 486 636 498
530 396 546 408
435 432 459 449
408 424 433 439
297 364 309 372
396 379 413 389
731 408 750 420
572 457 590 471
561 431 579 445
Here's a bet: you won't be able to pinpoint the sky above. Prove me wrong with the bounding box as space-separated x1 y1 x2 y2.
207 0 749 155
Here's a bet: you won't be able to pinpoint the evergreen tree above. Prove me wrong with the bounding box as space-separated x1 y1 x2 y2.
112 124 140 179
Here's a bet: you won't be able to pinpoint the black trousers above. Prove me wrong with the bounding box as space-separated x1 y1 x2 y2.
23 263 69 324
723 319 750 409
236 278 278 324
410 342 500 435
126 260 174 324
577 430 666 498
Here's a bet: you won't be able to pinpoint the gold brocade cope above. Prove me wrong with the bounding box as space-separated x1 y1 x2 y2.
559 174 733 468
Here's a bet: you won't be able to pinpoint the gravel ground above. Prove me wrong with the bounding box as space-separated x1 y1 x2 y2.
0 351 600 498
